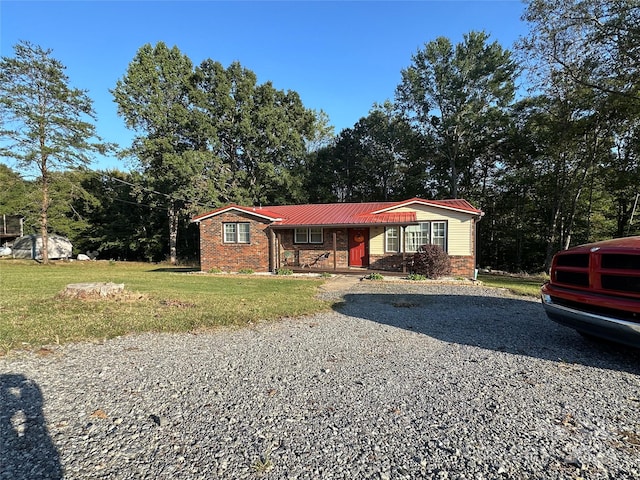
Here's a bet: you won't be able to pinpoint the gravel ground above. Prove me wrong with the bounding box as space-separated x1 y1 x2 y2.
1 278 640 479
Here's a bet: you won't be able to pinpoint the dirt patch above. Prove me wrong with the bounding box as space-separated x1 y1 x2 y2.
159 299 196 308
318 275 362 293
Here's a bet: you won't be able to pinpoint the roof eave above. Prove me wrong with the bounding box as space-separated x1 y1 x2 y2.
370 198 482 216
270 221 420 229
191 206 282 223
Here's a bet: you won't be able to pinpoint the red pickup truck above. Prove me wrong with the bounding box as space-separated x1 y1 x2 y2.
541 236 640 348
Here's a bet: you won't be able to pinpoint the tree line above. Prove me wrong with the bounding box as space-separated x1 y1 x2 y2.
1 0 639 270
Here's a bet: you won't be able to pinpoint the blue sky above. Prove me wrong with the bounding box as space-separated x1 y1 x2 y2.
1 1 527 170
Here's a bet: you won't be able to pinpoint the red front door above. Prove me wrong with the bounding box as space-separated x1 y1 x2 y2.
348 228 369 267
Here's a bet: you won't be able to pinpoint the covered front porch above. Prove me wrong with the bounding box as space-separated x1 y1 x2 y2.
271 225 417 274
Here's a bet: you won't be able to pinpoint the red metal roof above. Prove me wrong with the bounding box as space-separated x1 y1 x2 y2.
191 198 483 226
265 203 419 226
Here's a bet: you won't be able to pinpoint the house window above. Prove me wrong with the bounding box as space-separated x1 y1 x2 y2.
405 223 430 253
432 221 447 250
295 227 323 244
223 223 250 243
309 227 323 244
386 221 448 253
385 226 400 252
294 228 308 244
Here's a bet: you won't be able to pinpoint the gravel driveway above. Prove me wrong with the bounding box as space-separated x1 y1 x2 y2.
1 278 639 479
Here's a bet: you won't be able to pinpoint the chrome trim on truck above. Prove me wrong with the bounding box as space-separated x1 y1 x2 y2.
542 294 640 347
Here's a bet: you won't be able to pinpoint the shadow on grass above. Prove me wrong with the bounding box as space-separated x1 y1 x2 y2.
148 267 200 273
335 292 640 375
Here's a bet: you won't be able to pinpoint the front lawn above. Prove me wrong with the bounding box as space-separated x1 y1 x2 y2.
477 272 547 297
0 260 329 354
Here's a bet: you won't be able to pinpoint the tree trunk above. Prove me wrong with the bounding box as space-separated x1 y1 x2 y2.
168 203 178 265
450 159 458 199
563 130 600 250
40 170 49 264
562 164 589 250
544 203 562 272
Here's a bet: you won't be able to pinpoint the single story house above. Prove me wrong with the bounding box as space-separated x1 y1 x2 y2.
191 197 483 278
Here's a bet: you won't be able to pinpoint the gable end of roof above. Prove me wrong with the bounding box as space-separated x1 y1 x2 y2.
191 206 283 223
369 198 483 216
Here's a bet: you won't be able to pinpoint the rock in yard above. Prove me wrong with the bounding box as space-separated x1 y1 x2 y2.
149 414 169 427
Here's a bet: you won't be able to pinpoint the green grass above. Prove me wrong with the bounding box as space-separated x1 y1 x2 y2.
364 272 385 281
478 272 547 297
0 259 329 354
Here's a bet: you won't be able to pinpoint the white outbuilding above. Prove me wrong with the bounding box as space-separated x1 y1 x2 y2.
12 234 73 260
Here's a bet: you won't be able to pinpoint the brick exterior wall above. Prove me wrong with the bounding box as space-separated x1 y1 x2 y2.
198 212 272 272
369 253 475 278
449 256 476 278
369 254 408 272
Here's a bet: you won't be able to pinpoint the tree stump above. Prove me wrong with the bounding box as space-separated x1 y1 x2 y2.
62 282 125 298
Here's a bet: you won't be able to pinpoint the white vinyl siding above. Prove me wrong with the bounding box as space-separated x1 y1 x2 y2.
369 227 385 253
392 206 473 256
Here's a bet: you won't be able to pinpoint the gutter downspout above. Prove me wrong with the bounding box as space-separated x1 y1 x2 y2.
474 213 484 280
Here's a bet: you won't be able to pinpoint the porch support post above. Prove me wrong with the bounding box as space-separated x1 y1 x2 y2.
332 231 337 270
401 225 407 274
270 229 277 272
277 230 283 270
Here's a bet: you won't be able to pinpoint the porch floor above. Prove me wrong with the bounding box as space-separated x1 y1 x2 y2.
286 266 408 277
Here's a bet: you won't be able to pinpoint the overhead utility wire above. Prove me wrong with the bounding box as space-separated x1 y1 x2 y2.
12 168 219 211
96 171 218 210
110 197 166 211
